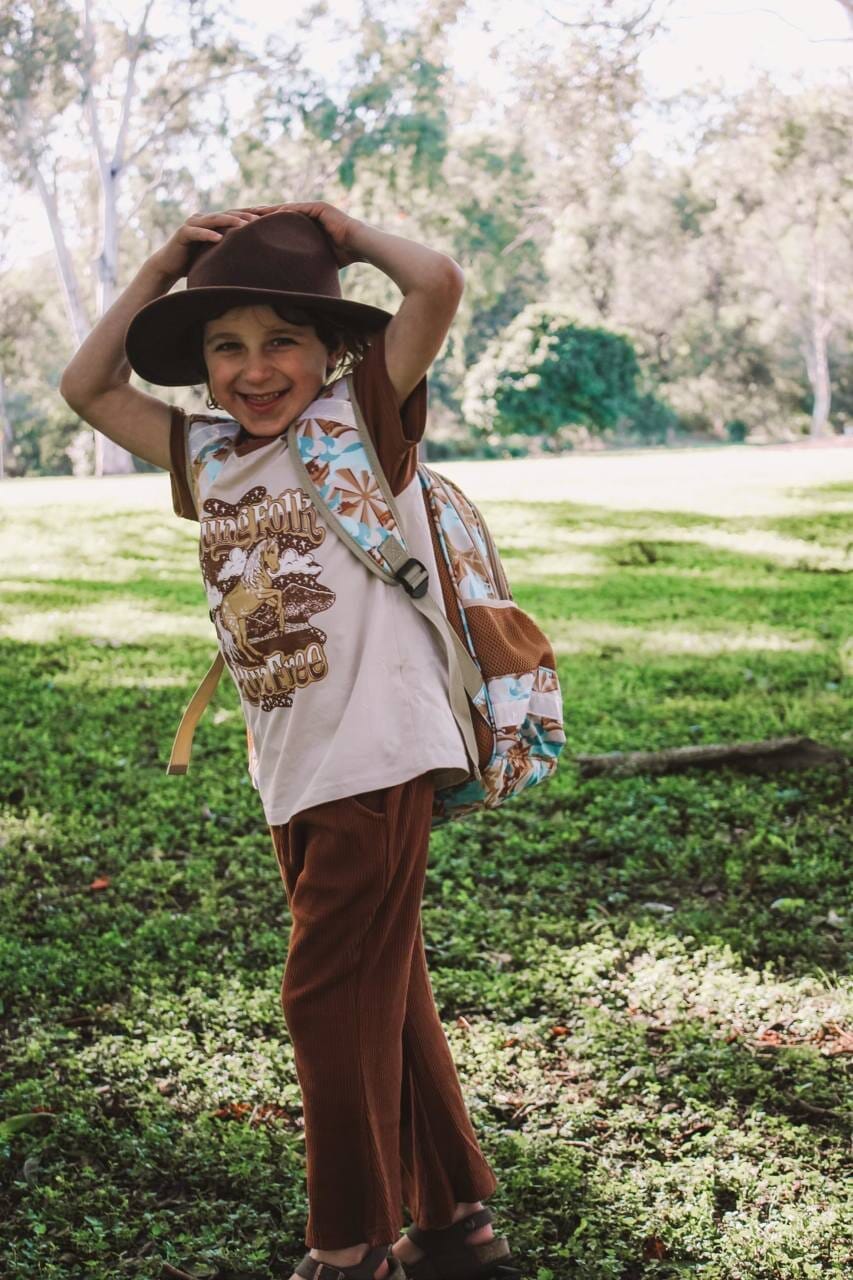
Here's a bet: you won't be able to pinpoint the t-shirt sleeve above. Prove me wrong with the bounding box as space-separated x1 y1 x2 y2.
168 405 199 522
351 326 427 498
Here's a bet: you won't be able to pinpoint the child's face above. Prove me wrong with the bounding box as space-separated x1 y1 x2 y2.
203 304 343 436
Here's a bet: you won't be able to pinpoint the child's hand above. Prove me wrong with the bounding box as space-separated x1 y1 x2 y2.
148 209 261 279
243 201 366 268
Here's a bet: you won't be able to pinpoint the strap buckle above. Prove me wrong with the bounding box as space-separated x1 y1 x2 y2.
314 1264 346 1280
394 556 429 598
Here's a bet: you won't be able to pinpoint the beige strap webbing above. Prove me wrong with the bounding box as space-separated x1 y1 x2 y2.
165 584 483 780
377 535 483 780
166 652 225 775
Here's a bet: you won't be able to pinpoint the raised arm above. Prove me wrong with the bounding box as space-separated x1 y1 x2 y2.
59 210 260 470
348 218 464 408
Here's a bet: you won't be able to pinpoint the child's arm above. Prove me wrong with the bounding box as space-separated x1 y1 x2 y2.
351 218 464 408
253 202 464 409
59 209 260 469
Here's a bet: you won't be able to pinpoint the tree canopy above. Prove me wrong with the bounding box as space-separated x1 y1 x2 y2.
1 0 851 475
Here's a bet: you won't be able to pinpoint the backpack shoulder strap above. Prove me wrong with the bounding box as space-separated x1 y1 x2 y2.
166 652 225 774
287 376 483 780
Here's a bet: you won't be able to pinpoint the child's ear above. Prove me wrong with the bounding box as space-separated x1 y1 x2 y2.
326 342 346 374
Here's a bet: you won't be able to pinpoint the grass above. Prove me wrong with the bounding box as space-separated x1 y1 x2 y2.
1 448 851 1280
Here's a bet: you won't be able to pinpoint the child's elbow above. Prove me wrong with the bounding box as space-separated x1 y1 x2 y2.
58 372 81 413
444 258 465 291
438 258 464 300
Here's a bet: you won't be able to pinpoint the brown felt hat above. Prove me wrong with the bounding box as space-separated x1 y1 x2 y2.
124 211 392 386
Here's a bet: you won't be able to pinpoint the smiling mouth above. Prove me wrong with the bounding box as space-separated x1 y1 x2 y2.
238 389 287 404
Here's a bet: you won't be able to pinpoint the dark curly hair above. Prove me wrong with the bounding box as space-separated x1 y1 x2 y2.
199 302 377 407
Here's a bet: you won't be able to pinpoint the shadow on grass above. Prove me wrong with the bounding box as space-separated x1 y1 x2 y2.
1 605 849 994
3 545 849 643
0 933 847 1277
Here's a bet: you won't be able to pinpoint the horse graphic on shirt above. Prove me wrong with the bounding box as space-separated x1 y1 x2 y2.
219 538 284 660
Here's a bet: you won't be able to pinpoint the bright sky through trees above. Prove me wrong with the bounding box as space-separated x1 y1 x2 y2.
7 0 850 265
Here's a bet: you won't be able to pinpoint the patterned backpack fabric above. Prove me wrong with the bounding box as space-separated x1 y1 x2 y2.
167 373 566 827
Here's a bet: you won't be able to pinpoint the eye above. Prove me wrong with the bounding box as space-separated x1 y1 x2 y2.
211 336 294 351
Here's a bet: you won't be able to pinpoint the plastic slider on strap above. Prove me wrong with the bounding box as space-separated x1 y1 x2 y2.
394 556 429 598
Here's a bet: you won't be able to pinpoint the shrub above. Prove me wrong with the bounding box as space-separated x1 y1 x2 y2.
461 305 642 440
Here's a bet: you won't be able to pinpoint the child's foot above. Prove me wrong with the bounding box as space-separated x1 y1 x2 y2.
295 1243 390 1280
391 1201 494 1269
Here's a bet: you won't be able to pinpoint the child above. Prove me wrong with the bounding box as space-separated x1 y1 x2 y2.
59 205 518 1280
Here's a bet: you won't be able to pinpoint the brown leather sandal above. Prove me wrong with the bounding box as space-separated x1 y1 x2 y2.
294 1245 405 1280
396 1207 521 1280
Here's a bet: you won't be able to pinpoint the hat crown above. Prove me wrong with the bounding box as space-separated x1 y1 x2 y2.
125 210 392 386
187 211 343 303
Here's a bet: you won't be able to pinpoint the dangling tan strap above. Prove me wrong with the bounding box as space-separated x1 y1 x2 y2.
166 651 225 775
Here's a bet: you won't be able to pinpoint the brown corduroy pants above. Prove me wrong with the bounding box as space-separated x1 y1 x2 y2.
268 770 498 1250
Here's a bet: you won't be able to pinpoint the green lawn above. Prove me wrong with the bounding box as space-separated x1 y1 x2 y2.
1 448 851 1280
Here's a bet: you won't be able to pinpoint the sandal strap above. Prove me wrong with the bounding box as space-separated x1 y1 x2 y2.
406 1207 493 1254
295 1244 394 1280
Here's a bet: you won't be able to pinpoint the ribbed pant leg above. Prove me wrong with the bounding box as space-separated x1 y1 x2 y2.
269 771 498 1249
399 915 498 1228
269 773 432 1250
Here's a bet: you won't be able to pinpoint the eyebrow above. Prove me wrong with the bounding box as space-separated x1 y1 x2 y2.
204 325 303 344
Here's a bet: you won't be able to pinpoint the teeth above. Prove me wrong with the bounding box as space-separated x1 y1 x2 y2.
244 390 284 402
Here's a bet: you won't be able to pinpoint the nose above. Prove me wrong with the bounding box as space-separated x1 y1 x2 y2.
241 351 276 383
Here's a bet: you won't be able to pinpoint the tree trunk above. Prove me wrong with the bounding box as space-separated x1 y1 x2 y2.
808 318 832 439
31 163 93 349
85 52 135 479
91 160 135 476
575 735 846 778
0 371 12 480
805 232 833 439
31 156 135 476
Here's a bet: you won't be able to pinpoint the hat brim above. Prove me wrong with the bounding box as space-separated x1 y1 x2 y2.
124 286 393 386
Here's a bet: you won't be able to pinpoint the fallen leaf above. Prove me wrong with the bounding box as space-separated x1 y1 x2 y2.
642 1236 668 1260
0 1113 54 1139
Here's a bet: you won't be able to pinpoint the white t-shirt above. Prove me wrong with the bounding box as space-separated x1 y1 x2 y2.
168 331 472 825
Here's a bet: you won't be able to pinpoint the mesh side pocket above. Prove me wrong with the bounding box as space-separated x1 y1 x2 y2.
461 599 557 679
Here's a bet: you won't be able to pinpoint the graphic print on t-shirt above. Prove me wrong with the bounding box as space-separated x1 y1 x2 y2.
199 483 334 710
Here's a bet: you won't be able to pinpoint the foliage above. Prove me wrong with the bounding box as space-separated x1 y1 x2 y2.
0 252 82 476
0 460 851 1277
3 382 79 476
2 2 852 472
461 305 677 443
0 1 84 178
229 5 546 424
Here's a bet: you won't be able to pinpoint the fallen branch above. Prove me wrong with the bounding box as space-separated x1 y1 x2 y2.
574 735 846 778
781 1093 842 1119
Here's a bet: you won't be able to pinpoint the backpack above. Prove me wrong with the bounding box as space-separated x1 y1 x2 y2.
167 373 566 828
